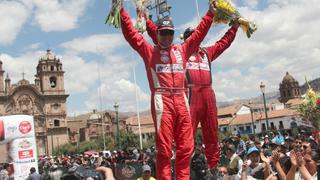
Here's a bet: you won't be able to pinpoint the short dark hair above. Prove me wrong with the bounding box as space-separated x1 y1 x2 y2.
225 144 236 154
30 167 36 173
3 163 10 169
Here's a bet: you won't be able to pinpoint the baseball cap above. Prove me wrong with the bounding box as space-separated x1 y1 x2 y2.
157 17 174 31
247 146 259 155
142 164 151 172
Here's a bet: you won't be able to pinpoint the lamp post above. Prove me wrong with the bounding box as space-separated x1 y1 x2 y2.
102 113 106 151
114 102 120 149
248 101 256 136
49 120 54 155
260 82 270 134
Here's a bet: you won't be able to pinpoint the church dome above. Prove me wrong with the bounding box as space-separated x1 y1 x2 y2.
40 49 57 61
282 72 296 84
18 79 30 85
89 109 101 120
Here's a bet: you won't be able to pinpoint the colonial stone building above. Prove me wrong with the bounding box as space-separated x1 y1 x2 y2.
279 72 301 103
0 49 69 155
67 110 127 145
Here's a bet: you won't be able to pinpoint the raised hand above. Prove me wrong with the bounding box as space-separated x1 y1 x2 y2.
209 0 217 14
289 150 298 167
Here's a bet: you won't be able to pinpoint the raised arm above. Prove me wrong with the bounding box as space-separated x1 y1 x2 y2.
205 24 238 62
182 6 214 59
146 19 158 45
120 8 152 60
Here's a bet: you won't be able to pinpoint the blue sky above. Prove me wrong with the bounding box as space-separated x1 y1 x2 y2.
0 0 319 115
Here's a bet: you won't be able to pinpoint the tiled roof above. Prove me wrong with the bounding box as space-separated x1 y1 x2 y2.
218 118 233 126
286 98 303 106
229 109 299 125
218 104 243 116
125 115 153 126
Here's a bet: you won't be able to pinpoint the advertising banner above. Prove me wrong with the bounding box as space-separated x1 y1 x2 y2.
0 115 38 180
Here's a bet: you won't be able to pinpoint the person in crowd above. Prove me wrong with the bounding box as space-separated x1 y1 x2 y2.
137 164 156 180
191 147 207 179
224 143 243 179
0 163 10 180
49 164 63 180
26 167 41 180
235 134 247 159
240 146 266 180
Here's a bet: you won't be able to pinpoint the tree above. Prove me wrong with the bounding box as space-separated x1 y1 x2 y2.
118 129 139 151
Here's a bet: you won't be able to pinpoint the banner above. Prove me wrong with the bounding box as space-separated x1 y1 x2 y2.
0 115 38 180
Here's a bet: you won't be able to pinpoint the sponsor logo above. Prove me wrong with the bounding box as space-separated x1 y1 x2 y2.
160 56 170 63
201 55 209 63
186 62 210 71
18 149 33 159
172 49 183 63
6 126 17 133
199 63 210 71
19 121 32 134
163 21 170 25
15 159 36 164
189 56 196 62
18 139 32 149
160 50 169 55
156 64 184 73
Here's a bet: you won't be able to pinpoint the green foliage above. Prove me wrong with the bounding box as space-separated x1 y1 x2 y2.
53 135 113 155
219 130 233 141
118 129 139 151
297 83 320 130
240 134 249 141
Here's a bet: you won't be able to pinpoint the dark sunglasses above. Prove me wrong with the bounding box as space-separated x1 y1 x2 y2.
302 145 309 149
159 30 174 36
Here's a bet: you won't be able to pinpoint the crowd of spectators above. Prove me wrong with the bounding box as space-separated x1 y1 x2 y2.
191 130 320 180
1 130 319 180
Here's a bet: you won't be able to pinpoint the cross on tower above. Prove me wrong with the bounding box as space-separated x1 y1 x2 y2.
22 71 26 80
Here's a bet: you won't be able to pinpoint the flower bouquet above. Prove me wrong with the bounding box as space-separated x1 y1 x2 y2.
105 0 122 28
297 78 320 130
134 0 151 33
209 0 257 38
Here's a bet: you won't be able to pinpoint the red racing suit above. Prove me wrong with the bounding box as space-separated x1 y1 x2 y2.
146 19 238 169
120 8 214 180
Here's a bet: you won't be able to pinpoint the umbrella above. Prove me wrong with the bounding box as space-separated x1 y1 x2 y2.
84 151 98 155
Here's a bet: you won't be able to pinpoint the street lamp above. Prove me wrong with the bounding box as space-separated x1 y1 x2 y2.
49 120 54 155
114 102 120 149
248 101 256 136
260 82 270 134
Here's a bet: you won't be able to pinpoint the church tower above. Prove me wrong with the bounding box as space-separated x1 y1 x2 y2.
36 49 65 95
279 72 301 103
0 60 4 95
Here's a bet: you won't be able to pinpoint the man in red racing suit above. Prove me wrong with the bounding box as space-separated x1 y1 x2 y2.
146 17 239 171
119 4 215 180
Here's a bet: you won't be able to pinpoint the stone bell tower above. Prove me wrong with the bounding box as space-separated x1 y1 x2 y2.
279 72 301 103
36 49 65 95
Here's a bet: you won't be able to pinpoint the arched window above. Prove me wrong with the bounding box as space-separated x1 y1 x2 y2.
54 119 60 127
50 77 57 88
51 66 54 71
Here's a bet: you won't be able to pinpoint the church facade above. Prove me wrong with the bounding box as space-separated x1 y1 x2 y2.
0 49 69 155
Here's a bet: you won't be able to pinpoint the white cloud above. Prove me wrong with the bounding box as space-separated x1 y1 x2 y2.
0 51 42 82
85 79 150 112
32 0 91 32
60 33 150 113
0 1 31 45
61 34 125 56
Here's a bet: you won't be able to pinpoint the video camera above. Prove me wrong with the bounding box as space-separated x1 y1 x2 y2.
61 165 104 180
